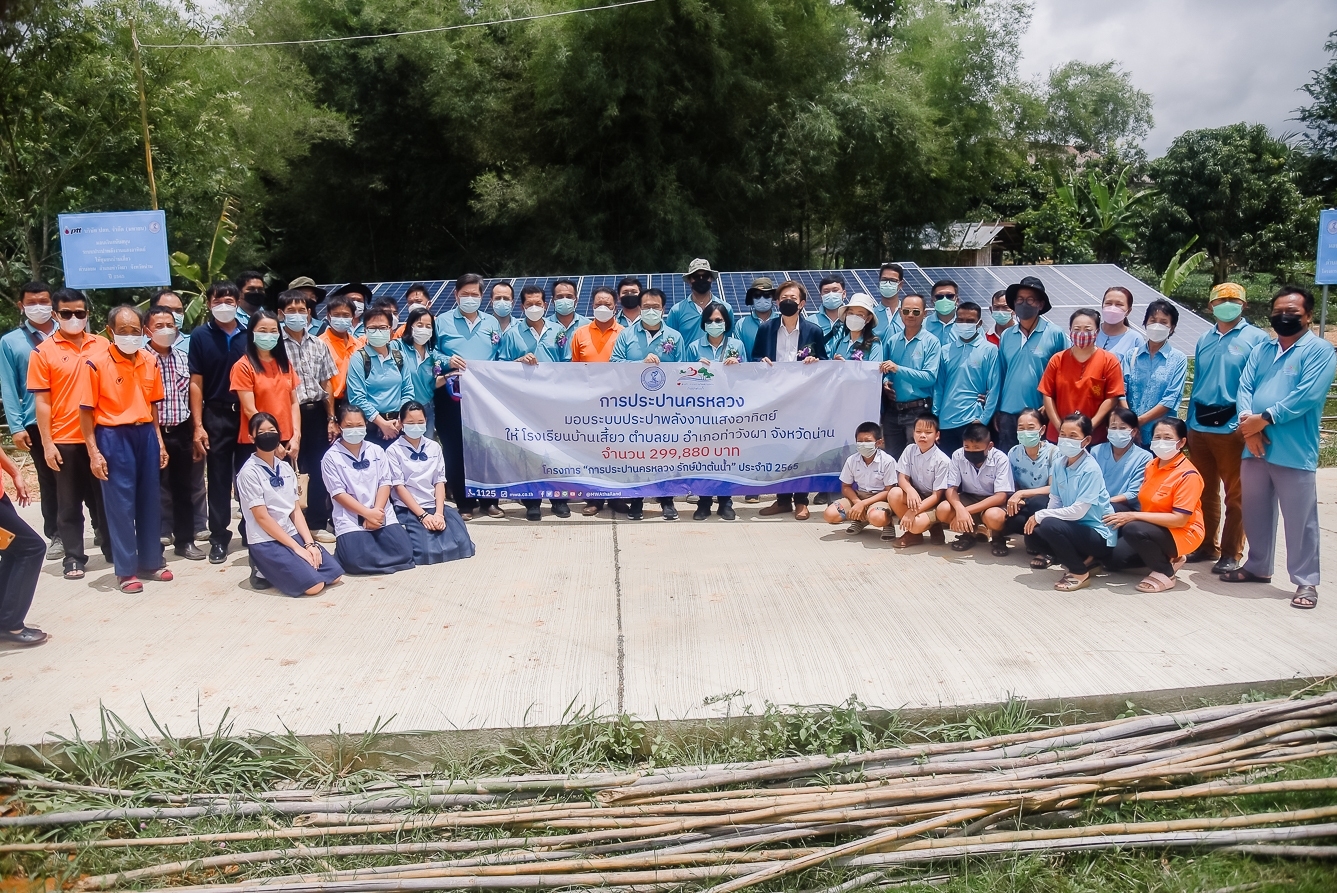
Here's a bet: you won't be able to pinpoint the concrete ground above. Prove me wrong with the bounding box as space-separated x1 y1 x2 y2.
2 472 1336 746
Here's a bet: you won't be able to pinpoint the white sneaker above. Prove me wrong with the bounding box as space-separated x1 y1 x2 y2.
314 529 336 544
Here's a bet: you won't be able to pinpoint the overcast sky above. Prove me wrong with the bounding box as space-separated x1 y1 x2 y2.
1016 0 1334 157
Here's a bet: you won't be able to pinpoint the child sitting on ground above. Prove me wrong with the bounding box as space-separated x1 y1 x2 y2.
824 421 896 535
885 412 952 548
935 422 1015 554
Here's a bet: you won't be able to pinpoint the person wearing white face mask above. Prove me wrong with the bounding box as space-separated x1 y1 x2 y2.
1 281 61 557
398 306 447 440
1024 412 1117 592
146 307 205 561
188 281 250 564
1096 286 1144 359
489 281 516 334
1103 417 1205 594
826 293 883 362
330 282 373 337
78 305 172 594
321 404 414 575
345 307 414 450
1121 299 1188 447
931 301 1000 457
570 286 623 363
388 401 474 565
1090 407 1152 512
278 290 339 543
809 274 847 337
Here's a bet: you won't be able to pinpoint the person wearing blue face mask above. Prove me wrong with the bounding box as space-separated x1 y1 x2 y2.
666 258 718 336
1121 299 1188 446
987 290 1012 346
1024 412 1116 591
278 290 339 545
401 306 447 440
932 302 999 457
321 404 414 575
809 274 847 337
489 281 515 335
1002 408 1057 556
1090 407 1151 511
873 264 905 338
685 301 747 366
388 401 474 566
924 280 960 345
346 307 414 451
549 279 590 358
735 278 776 359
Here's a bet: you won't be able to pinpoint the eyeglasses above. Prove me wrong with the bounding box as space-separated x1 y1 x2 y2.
1013 296 1041 305
933 293 957 301
900 308 923 317
57 309 88 320
365 326 392 333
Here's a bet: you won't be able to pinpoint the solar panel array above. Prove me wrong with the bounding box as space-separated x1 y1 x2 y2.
322 263 1210 356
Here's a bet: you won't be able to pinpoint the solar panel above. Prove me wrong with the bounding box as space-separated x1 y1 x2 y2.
321 264 1208 355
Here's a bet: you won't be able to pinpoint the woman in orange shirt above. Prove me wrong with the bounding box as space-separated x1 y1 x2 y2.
1103 417 1205 593
1038 308 1125 444
230 311 302 461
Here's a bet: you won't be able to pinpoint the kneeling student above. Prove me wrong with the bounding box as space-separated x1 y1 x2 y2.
824 421 896 534
237 412 344 597
885 412 951 548
388 401 476 566
1024 412 1116 591
936 422 1014 554
321 404 415 575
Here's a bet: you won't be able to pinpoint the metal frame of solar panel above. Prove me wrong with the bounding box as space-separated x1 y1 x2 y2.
321 263 1208 355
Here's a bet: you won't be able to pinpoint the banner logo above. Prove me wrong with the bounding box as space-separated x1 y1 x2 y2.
640 366 666 391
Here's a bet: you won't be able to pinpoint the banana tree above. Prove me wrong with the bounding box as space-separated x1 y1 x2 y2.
166 196 239 326
1158 235 1208 296
1056 166 1154 265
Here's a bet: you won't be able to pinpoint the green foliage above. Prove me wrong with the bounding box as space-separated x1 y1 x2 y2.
1038 60 1153 155
1141 124 1315 284
1298 29 1337 204
1055 165 1153 264
168 195 240 325
1158 235 1208 296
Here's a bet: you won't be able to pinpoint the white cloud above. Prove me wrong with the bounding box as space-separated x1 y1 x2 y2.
1017 0 1334 156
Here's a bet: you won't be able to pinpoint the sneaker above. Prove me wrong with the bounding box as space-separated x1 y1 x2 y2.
552 502 571 519
627 508 644 520
44 536 63 561
194 530 210 543
526 506 542 522
693 505 711 521
160 535 173 547
846 520 868 535
314 529 336 544
661 504 679 521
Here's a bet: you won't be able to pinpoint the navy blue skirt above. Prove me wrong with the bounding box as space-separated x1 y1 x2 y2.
334 525 415 575
249 541 344 597
394 505 475 566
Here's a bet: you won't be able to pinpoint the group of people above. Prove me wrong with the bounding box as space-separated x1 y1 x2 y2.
0 262 1332 648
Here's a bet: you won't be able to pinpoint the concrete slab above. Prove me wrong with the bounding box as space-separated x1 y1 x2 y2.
2 471 1336 745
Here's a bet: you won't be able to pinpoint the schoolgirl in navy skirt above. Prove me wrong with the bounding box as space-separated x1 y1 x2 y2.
387 401 475 565
320 404 415 575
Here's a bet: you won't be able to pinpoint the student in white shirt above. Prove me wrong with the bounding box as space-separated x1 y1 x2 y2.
824 421 896 535
388 401 475 566
320 404 415 575
886 412 952 548
935 422 1015 554
236 412 344 597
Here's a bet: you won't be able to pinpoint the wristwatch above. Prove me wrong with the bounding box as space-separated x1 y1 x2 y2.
1261 410 1274 425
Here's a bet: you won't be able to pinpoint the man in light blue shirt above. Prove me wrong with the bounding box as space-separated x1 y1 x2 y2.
0 281 59 552
1226 286 1337 608
499 285 568 363
872 263 905 340
735 277 777 359
665 258 717 337
924 279 960 345
807 274 846 337
996 276 1069 452
611 288 686 364
1184 282 1270 572
933 302 1000 456
878 294 942 457
548 279 590 360
433 273 502 519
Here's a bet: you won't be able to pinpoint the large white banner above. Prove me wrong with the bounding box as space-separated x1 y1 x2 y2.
460 361 881 498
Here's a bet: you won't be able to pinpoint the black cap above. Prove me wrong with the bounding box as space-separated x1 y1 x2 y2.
1005 276 1051 315
331 282 373 301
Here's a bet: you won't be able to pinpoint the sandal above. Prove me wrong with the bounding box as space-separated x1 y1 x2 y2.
991 536 1010 557
949 533 977 552
1054 572 1090 592
1291 586 1318 610
1220 568 1271 584
1170 556 1187 575
141 567 174 582
63 564 85 580
891 532 923 549
117 576 144 594
1136 572 1177 593
1030 555 1054 570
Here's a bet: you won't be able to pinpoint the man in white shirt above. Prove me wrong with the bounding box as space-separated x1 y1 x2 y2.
936 422 1015 554
824 421 897 535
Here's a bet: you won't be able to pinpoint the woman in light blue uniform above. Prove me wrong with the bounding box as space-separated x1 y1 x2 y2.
400 307 447 439
1122 299 1188 445
685 301 747 364
1002 408 1057 556
320 404 415 575
1091 407 1152 510
388 401 475 565
1024 412 1117 591
826 293 884 362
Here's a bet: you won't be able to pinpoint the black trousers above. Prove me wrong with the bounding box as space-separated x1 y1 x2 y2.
696 496 733 512
203 402 249 548
881 399 930 459
24 423 58 539
522 499 569 510
629 498 675 512
938 425 967 458
1002 494 1050 553
298 402 332 531
160 421 197 548
0 494 45 631
1108 520 1178 576
435 391 496 513
1035 516 1112 575
773 492 810 509
53 442 108 567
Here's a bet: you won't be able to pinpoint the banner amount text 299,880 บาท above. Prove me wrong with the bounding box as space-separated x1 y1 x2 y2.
460 361 881 499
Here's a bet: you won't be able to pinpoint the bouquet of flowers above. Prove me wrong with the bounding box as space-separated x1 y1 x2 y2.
797 346 812 360
556 329 569 349
851 349 864 362
725 346 740 360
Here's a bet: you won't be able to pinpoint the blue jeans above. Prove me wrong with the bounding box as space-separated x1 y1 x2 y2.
96 424 164 577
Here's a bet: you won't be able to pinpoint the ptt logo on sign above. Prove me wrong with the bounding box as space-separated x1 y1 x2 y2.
64 227 82 235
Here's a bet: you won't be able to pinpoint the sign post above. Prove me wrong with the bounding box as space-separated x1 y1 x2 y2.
1317 209 1337 337
58 210 171 290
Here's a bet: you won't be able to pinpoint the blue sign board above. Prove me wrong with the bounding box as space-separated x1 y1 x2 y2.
1318 208 1337 285
58 210 171 289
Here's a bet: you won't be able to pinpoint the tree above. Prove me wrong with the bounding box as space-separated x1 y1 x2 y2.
1038 60 1153 155
1057 166 1152 264
1141 124 1313 284
1297 29 1337 204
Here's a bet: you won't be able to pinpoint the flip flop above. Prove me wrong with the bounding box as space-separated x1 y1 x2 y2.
1137 572 1177 593
1291 586 1318 609
1054 573 1090 592
1220 568 1271 584
1030 555 1054 570
63 564 85 580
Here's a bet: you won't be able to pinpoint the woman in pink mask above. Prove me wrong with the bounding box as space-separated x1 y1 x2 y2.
1038 308 1127 445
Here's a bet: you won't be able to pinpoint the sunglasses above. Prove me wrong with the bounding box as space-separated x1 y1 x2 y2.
746 290 775 300
899 308 923 317
57 309 88 320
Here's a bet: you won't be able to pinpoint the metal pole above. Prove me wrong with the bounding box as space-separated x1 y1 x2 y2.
1322 284 1329 339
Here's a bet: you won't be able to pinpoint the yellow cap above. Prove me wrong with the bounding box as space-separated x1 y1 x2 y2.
1209 282 1246 302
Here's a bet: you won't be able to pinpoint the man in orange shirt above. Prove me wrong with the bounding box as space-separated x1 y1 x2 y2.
572 286 625 516
569 286 623 362
27 288 111 579
1038 308 1125 445
79 305 171 593
319 294 364 402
